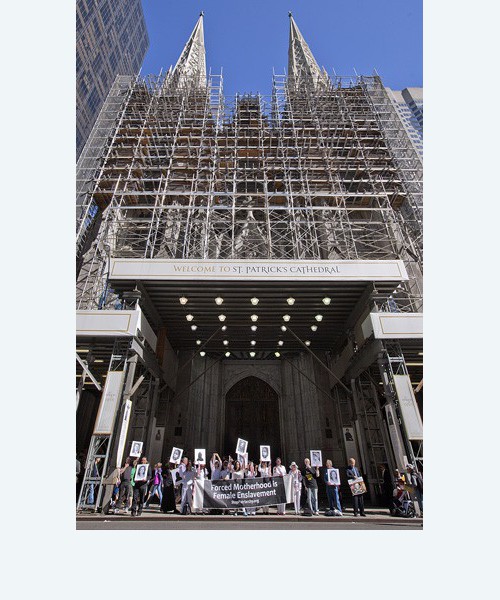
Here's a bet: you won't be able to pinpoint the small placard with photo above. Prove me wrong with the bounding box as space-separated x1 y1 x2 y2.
237 452 248 466
130 441 143 457
235 438 248 456
194 448 206 465
310 450 323 467
134 463 149 482
348 476 367 496
169 447 183 464
327 468 340 485
260 445 271 463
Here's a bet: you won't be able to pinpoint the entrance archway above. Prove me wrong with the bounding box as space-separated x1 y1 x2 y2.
224 376 282 461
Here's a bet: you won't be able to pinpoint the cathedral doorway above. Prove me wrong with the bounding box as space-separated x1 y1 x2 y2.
223 376 282 462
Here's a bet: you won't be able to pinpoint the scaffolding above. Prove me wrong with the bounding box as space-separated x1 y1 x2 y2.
76 69 423 313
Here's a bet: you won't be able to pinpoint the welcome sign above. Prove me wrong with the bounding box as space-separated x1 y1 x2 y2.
110 258 408 282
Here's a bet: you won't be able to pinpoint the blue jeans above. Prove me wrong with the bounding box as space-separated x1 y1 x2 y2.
88 484 95 505
147 484 163 504
326 485 342 512
307 487 318 513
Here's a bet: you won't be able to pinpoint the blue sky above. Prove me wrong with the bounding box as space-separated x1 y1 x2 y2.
141 0 422 96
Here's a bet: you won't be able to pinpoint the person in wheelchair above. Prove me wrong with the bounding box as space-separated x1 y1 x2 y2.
391 477 416 517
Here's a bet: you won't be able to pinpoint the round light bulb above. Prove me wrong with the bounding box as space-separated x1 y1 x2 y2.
275 352 281 357
191 325 197 331
179 296 188 305
287 297 295 305
250 314 258 322
215 297 224 305
251 340 256 346
315 314 323 322
281 325 287 332
322 297 331 305
196 340 202 345
251 297 259 305
221 325 227 331
200 351 206 357
223 340 229 346
278 340 284 346
249 351 256 358
218 314 226 322
251 325 257 332
311 325 318 332
225 352 231 357
283 315 291 322
186 314 194 321
305 340 311 346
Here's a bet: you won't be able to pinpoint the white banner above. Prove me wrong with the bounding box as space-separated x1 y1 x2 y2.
93 371 125 435
110 258 408 282
115 399 132 467
394 375 423 440
385 404 407 470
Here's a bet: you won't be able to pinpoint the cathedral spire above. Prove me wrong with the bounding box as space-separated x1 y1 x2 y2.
171 13 206 88
288 14 328 89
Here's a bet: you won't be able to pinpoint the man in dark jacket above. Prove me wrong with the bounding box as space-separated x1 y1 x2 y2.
115 457 132 513
132 457 152 517
346 458 366 517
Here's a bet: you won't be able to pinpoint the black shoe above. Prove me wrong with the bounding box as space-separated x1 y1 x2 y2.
131 512 137 517
360 513 366 517
353 513 358 516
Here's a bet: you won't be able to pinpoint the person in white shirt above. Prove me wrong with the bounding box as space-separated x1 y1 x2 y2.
231 460 246 516
289 462 303 515
273 457 287 515
193 462 208 515
179 460 195 515
258 461 271 514
210 453 222 480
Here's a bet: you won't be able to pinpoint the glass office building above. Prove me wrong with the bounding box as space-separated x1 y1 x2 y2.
76 0 149 159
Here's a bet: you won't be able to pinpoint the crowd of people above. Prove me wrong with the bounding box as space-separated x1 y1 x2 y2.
79 451 423 518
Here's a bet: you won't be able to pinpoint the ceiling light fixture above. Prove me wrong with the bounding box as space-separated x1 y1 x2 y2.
251 340 256 346
287 297 295 305
200 351 206 357
322 297 331 305
94 359 104 363
196 340 202 345
221 325 227 331
225 352 231 357
76 349 89 353
281 325 287 332
186 314 194 321
275 352 281 357
418 352 423 356
251 297 259 306
179 297 188 305
305 340 311 346
250 314 258 322
283 315 291 322
215 297 224 305
311 325 318 332
249 351 256 358
278 340 284 346
218 314 226 322
191 325 197 331
223 340 229 346
251 325 257 332
315 314 323 322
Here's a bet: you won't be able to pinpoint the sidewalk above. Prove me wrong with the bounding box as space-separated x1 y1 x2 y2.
77 506 423 526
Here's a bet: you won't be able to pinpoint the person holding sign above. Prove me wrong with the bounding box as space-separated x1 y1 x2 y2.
131 457 151 517
302 458 320 515
346 458 366 517
273 458 287 515
258 460 271 514
289 462 303 515
325 459 342 516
